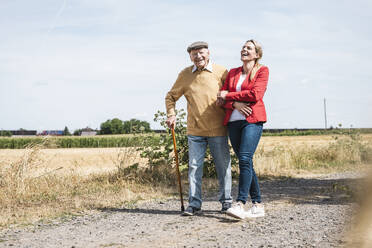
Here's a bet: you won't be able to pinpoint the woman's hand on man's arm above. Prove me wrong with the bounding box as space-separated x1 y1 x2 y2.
218 90 229 100
216 90 229 107
216 97 225 106
217 90 228 106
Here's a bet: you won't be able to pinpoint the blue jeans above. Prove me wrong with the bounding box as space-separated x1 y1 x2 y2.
187 135 232 209
228 121 263 204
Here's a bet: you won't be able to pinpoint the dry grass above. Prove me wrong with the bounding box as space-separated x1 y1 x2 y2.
0 147 147 176
252 133 372 177
1 134 371 177
0 141 175 229
0 134 371 229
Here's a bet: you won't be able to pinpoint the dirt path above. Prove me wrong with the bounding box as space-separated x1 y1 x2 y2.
0 173 361 248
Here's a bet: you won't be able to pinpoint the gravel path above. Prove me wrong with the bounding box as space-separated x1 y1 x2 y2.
0 173 362 248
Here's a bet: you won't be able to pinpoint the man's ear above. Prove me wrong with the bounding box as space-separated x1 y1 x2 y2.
189 53 194 62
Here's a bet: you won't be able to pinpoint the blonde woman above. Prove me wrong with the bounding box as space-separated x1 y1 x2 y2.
217 40 269 219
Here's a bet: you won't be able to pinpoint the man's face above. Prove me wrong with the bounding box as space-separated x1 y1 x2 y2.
189 48 210 70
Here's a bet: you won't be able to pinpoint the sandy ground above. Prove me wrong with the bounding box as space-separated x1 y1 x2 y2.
0 172 363 248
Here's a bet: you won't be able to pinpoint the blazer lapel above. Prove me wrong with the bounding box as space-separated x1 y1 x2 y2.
231 67 243 92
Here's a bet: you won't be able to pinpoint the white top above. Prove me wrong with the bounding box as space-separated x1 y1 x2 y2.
229 73 247 122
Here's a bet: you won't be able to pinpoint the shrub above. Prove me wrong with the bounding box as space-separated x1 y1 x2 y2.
139 109 226 178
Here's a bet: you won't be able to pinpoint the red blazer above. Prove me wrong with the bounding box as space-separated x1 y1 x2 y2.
221 65 269 125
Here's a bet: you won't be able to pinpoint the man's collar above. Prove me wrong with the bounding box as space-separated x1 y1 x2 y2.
192 61 213 73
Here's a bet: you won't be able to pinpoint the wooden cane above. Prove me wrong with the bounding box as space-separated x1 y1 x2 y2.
171 128 185 212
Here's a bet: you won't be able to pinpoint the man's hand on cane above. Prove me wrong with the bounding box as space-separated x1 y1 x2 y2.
166 116 176 129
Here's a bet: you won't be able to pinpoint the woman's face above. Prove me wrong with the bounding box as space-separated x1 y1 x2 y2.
241 42 258 62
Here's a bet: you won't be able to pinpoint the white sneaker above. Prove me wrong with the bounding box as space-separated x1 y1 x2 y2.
226 202 247 219
245 203 265 218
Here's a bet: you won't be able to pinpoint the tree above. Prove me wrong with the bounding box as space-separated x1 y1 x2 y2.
63 126 71 136
99 118 151 135
100 118 124 134
111 118 124 134
100 120 112 134
123 119 151 134
73 129 82 136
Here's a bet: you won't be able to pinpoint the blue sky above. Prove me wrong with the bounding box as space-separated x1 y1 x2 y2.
1 0 371 131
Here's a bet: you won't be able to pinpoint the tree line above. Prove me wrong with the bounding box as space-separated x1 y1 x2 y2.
1 118 151 137
70 118 151 136
100 118 151 134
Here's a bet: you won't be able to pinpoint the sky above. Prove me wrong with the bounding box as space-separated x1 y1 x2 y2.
1 0 371 131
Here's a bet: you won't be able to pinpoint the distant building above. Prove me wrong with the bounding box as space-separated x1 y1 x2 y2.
39 130 64 136
80 127 97 136
81 131 97 136
10 130 37 136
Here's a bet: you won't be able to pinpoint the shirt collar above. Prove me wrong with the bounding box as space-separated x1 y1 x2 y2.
192 60 213 73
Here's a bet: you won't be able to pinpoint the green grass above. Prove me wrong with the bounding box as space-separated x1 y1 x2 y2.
0 134 160 149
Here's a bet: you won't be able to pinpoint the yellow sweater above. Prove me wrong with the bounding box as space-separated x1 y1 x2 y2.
165 64 228 136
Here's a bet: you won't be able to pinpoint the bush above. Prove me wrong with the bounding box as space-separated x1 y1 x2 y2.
138 109 234 178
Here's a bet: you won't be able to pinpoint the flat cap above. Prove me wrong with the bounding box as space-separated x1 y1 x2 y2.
187 41 208 53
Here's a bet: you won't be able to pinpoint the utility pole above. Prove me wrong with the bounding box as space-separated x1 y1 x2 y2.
324 98 327 129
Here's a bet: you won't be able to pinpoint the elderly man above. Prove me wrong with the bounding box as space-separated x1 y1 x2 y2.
165 41 232 215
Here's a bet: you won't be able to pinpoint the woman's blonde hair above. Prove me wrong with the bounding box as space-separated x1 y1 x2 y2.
246 39 263 63
245 39 263 80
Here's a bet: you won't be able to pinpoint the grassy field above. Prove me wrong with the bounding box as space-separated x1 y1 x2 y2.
254 134 372 176
0 134 160 149
2 134 370 176
1 128 371 149
0 134 371 229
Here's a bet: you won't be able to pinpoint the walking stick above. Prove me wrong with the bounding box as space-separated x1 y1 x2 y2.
171 127 185 212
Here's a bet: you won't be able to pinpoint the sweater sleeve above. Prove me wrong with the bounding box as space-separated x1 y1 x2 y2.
165 71 185 117
225 67 269 103
220 70 231 91
220 70 235 109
